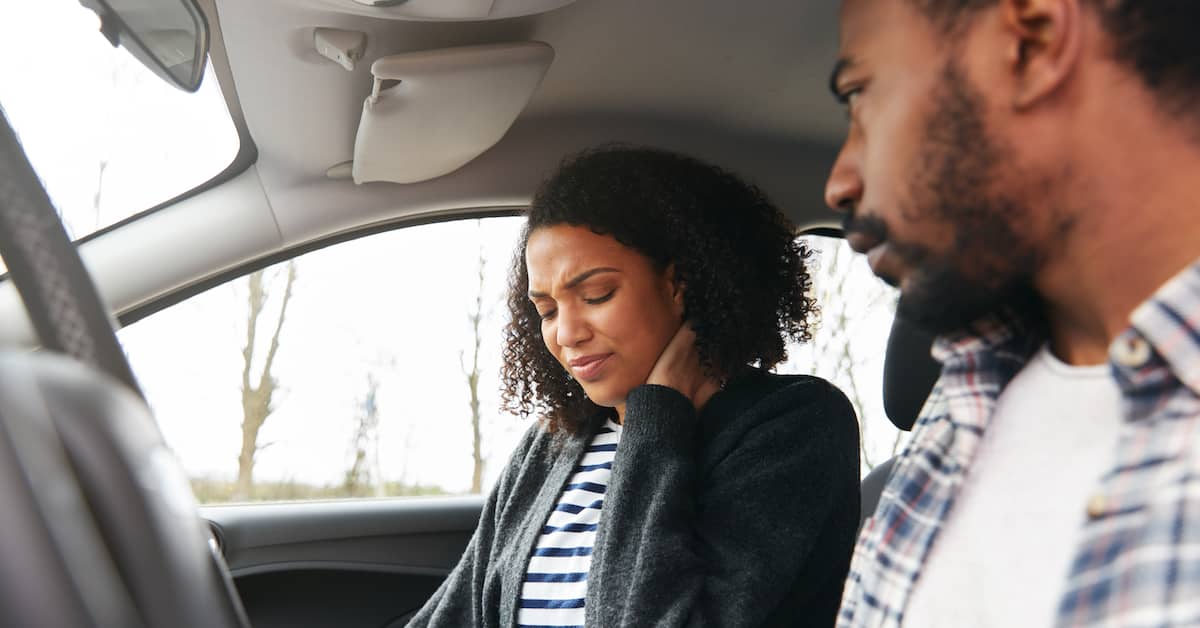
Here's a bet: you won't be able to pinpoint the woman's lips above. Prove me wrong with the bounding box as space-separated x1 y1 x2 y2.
568 353 612 381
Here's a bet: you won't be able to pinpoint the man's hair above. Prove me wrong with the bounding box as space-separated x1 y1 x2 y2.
912 0 1200 120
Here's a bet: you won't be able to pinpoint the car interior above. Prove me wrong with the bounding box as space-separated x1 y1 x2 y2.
0 0 942 626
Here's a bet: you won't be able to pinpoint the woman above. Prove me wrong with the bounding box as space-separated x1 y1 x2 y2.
408 145 860 627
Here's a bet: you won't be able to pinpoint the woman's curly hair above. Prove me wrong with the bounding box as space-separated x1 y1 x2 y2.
501 145 816 434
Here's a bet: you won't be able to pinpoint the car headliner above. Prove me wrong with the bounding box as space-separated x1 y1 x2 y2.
0 0 846 347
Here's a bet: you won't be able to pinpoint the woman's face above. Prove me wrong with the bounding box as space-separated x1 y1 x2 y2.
526 224 682 418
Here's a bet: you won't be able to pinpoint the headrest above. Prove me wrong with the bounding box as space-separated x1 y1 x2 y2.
882 306 942 431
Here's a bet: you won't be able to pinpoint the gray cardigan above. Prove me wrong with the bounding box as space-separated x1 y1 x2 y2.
407 369 860 627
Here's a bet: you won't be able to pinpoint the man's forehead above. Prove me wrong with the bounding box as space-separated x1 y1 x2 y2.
839 0 898 45
837 0 937 64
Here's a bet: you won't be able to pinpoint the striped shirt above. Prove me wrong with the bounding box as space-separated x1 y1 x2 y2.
839 259 1200 628
517 418 621 628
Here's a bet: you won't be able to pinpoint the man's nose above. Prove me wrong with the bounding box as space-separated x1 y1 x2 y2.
825 138 862 214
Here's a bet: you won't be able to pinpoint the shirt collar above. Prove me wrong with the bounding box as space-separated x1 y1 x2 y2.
925 256 1200 397
931 307 1046 365
1128 256 1200 396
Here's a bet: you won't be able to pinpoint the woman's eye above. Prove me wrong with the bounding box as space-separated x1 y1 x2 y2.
537 309 557 321
584 289 615 305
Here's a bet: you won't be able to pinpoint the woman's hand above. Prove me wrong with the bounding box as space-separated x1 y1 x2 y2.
645 323 723 411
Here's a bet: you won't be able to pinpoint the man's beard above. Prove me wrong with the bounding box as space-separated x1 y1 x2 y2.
849 62 1044 335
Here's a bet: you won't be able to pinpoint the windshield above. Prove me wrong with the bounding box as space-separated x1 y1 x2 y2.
0 2 238 246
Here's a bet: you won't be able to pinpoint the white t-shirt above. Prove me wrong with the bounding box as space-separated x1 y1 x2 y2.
903 344 1122 627
516 418 621 628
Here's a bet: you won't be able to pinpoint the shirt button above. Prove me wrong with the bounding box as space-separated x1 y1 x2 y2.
1086 494 1107 518
1110 336 1151 367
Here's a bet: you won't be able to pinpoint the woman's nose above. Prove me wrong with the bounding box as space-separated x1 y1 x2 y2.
555 306 590 348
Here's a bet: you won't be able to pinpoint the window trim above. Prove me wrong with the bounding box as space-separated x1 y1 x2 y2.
119 217 843 327
117 207 526 326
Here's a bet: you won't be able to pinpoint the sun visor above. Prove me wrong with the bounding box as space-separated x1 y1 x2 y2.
342 0 579 21
351 42 554 185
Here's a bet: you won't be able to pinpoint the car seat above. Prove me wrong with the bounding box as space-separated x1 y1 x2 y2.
859 308 941 529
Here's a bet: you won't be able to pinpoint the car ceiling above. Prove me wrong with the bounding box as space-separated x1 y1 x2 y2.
0 0 850 347
217 0 846 237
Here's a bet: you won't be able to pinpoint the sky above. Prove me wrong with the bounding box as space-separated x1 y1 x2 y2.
1 1 908 501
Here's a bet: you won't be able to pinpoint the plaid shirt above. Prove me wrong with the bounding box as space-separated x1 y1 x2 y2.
838 259 1200 628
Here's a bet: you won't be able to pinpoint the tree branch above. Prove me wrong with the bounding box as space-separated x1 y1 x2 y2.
242 270 265 395
257 261 297 394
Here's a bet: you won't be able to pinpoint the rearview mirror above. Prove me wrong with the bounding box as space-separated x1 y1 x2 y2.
79 0 210 93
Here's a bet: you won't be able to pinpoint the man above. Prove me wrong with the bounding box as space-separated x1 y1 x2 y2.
824 0 1200 626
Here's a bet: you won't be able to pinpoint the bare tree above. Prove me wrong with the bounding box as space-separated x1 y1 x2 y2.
393 420 417 490
234 262 298 500
344 374 382 497
460 234 487 494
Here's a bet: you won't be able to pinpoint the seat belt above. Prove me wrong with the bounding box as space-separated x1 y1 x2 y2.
0 107 142 396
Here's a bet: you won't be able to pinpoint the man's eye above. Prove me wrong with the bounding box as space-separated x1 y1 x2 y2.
837 87 863 121
836 85 861 105
584 289 615 305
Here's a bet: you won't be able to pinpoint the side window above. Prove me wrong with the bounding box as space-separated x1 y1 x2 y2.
120 225 907 506
118 217 529 503
780 235 910 476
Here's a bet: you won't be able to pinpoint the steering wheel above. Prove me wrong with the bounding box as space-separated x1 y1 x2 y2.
0 102 249 626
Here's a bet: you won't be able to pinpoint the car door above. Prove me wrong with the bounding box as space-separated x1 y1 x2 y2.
203 497 481 628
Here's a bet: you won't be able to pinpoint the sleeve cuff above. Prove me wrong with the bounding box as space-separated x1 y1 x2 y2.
622 384 699 444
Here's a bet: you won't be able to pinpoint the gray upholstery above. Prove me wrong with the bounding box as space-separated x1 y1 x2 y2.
881 308 941 431
0 352 248 628
860 308 943 528
858 458 896 532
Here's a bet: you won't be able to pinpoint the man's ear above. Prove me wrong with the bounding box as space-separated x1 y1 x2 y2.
1001 0 1082 109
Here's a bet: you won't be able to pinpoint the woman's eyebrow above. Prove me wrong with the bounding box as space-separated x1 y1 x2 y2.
528 267 620 298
